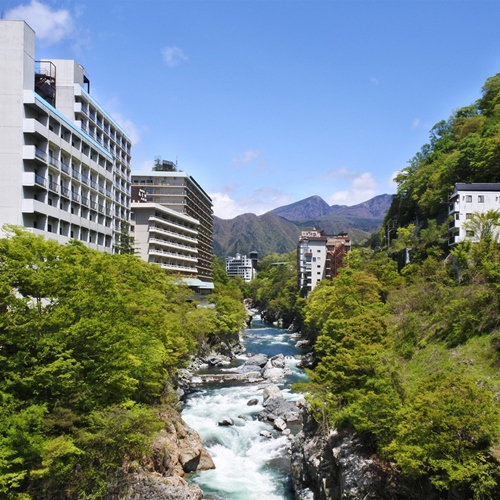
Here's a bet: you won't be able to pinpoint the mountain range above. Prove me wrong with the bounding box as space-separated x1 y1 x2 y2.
213 194 393 258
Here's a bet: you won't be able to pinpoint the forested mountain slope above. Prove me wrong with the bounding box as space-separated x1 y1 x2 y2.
213 194 392 257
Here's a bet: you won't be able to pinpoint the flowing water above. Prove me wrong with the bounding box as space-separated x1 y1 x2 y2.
182 316 309 500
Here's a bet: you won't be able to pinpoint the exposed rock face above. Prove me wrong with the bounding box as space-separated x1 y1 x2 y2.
111 473 204 500
111 412 214 499
291 409 438 500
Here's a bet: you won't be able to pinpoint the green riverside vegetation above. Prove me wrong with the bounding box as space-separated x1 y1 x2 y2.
0 227 246 499
246 74 500 499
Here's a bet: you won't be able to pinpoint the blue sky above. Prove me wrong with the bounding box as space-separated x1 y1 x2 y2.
4 0 500 218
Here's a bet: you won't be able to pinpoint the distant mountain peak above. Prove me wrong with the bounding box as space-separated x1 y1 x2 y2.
270 195 332 221
213 194 393 257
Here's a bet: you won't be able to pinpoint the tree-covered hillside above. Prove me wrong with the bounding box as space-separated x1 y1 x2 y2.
0 227 246 498
386 73 500 228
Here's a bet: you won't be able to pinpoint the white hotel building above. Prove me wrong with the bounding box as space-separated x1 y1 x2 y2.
0 21 131 252
448 183 500 245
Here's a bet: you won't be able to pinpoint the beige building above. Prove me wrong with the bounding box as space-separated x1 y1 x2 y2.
131 163 214 282
297 229 350 293
0 20 131 252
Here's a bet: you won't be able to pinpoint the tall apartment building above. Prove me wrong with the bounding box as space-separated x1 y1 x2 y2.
448 183 500 245
0 21 131 252
297 229 350 294
131 162 214 281
132 201 200 276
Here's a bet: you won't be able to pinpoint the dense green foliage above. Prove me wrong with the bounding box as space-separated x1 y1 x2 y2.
295 73 500 498
296 242 500 498
386 73 500 229
244 252 305 328
0 228 246 498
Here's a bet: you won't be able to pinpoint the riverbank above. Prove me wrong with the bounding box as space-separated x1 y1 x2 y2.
182 316 309 499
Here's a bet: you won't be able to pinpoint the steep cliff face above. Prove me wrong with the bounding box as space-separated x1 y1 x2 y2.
290 411 438 500
107 412 214 499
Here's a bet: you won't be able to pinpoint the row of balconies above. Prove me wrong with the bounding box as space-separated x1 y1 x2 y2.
22 199 117 232
26 151 130 208
156 261 197 273
149 215 198 237
148 247 198 263
148 236 198 253
26 140 115 186
24 115 116 170
75 99 131 154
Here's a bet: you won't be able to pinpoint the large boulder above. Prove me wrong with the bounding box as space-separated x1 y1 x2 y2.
217 417 234 426
258 397 302 423
244 353 269 367
262 384 283 405
262 366 286 382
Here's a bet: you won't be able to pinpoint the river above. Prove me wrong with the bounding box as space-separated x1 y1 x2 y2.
182 316 308 499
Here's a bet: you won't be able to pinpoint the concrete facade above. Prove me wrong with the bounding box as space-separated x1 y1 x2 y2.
297 229 351 293
448 183 500 245
131 202 199 276
0 21 131 252
225 253 255 282
131 168 214 281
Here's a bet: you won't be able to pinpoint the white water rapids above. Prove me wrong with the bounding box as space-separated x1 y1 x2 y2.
182 317 308 499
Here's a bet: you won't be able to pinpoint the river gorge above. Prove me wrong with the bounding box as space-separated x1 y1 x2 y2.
182 316 308 499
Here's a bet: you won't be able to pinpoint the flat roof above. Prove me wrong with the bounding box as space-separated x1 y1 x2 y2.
455 183 500 192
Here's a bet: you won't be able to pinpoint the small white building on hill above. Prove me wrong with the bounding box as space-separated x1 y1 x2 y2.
448 183 500 245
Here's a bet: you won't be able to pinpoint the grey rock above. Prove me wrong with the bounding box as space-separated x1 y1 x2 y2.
244 353 269 367
258 397 301 423
269 353 286 368
247 398 259 406
262 384 283 405
273 417 287 431
217 417 234 426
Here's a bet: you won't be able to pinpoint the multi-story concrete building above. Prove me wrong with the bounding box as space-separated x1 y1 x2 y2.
448 183 500 245
225 253 256 282
131 162 214 281
131 201 199 276
297 229 350 293
0 21 131 252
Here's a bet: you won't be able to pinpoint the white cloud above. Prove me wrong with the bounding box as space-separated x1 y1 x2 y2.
210 188 290 219
231 149 260 168
370 76 380 85
162 46 188 67
5 0 73 46
327 172 377 206
412 118 421 129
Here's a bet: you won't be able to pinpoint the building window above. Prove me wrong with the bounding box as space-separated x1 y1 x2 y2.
478 195 484 203
455 213 459 220
466 230 475 237
466 195 472 202
466 213 472 219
